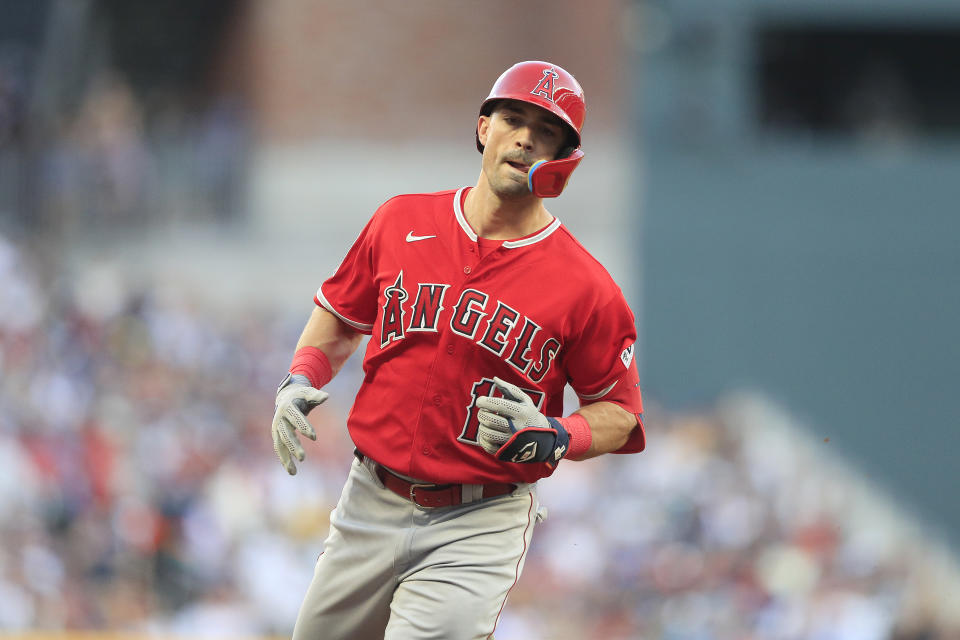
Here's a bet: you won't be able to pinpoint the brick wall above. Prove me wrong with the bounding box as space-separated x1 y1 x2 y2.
244 0 630 144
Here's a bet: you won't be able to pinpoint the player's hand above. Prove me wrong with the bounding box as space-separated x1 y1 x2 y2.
272 373 328 475
475 377 570 465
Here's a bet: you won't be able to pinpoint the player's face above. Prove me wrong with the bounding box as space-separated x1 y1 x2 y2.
478 100 567 199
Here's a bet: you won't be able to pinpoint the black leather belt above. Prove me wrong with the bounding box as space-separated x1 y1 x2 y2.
355 451 516 508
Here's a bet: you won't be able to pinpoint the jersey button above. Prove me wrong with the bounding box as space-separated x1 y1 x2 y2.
463 266 471 274
432 394 443 406
446 344 455 355
422 447 430 455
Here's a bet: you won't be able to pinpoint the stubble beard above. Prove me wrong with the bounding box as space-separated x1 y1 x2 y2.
487 159 533 200
491 175 530 199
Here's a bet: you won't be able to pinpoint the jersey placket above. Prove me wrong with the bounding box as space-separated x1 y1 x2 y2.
406 235 488 478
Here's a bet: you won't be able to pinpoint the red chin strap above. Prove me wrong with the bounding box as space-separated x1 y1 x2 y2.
527 149 584 198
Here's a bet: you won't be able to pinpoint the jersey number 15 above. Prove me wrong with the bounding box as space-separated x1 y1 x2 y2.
457 377 546 445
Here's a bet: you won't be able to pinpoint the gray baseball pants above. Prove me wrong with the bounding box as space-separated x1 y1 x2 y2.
291 456 541 640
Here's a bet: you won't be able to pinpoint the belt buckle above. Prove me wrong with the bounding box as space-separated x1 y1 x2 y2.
409 483 435 507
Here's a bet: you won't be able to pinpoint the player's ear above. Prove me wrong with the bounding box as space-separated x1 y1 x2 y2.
477 115 491 148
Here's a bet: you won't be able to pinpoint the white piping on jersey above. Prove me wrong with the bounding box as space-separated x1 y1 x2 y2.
578 380 618 400
453 187 478 241
452 186 563 248
316 287 374 331
502 218 562 248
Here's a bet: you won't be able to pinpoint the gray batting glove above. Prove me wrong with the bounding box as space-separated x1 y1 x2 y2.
272 373 328 475
476 377 570 464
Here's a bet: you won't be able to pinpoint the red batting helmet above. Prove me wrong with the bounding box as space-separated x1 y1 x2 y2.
476 61 586 198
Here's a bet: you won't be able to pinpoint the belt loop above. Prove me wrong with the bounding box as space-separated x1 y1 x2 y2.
463 484 483 504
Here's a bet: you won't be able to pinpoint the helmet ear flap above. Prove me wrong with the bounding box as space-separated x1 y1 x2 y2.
528 149 585 198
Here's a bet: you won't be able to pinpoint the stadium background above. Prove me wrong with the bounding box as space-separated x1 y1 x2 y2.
1 0 959 638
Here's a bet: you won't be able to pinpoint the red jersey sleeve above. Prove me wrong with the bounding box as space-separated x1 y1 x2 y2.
565 291 646 453
315 212 380 333
588 357 645 453
565 293 637 397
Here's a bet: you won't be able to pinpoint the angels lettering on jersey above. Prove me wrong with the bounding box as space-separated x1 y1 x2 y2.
380 271 560 384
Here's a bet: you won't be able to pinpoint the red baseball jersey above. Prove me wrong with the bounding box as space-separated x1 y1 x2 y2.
317 187 644 484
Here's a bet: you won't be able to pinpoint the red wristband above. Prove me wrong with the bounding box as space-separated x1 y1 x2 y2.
558 413 592 460
289 346 333 389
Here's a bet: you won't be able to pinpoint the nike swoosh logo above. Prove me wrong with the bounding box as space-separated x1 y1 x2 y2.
406 231 436 242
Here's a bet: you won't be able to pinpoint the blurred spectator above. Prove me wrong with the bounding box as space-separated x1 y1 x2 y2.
1 64 248 234
841 59 919 147
0 44 30 226
0 47 27 149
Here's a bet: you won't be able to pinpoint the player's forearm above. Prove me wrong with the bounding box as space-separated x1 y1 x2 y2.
295 307 364 377
569 401 638 460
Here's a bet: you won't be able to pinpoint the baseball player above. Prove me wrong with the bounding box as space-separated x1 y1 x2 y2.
272 60 646 640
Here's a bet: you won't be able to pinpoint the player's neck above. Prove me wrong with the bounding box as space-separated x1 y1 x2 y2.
464 180 553 240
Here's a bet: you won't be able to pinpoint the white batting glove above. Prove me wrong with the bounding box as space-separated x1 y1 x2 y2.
475 377 570 464
272 373 328 475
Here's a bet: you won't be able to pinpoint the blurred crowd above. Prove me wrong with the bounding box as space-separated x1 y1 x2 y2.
0 230 350 633
1 231 959 639
0 53 246 235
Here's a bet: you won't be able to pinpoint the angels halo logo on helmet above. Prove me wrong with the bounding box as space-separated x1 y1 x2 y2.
476 60 586 198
